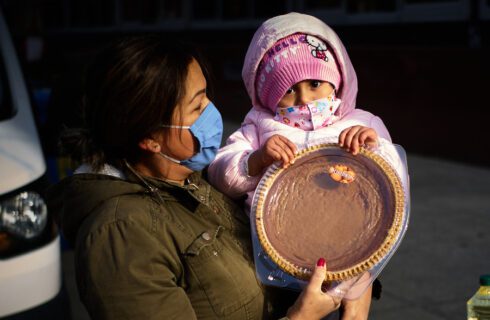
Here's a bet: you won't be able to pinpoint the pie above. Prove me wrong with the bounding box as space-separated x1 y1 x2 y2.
252 143 405 281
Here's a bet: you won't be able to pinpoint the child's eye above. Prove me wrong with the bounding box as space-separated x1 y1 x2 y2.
311 80 322 88
285 87 295 94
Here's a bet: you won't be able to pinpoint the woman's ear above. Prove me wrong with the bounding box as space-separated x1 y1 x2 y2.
138 138 161 154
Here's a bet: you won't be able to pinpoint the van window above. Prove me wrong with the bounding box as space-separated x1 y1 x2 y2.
0 51 13 121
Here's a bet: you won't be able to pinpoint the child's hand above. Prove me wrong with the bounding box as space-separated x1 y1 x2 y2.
248 134 297 176
339 126 378 155
259 134 297 168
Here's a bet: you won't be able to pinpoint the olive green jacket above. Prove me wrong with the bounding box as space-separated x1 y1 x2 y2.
48 169 275 319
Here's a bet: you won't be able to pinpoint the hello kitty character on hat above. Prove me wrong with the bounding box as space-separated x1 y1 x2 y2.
306 35 328 62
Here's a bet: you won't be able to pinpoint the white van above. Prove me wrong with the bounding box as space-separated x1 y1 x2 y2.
0 7 66 319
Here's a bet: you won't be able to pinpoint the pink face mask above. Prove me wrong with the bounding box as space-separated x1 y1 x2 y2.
274 94 342 131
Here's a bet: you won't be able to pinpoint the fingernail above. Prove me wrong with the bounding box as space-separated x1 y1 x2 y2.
317 258 326 267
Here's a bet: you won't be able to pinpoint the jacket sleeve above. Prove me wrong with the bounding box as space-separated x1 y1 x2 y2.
77 219 197 320
369 115 391 142
369 115 410 196
208 110 263 198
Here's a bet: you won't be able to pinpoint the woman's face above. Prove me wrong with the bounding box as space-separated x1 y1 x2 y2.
160 59 209 161
277 80 334 108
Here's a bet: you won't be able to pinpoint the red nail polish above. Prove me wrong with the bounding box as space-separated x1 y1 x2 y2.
317 258 326 267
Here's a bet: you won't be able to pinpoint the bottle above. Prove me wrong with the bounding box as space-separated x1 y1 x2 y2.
467 274 490 320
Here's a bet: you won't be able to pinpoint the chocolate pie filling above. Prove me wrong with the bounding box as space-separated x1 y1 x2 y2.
261 148 396 272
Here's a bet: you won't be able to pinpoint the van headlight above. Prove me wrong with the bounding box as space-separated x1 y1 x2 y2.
0 192 48 239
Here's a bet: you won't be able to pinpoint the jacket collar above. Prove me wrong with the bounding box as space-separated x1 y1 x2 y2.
123 163 211 206
73 162 211 205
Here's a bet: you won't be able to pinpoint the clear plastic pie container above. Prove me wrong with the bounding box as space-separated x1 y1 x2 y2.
250 143 410 300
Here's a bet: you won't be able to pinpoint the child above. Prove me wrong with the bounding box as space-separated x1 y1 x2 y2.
208 12 409 316
208 12 407 208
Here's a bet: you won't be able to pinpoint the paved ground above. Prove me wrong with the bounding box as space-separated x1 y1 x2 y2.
369 154 490 319
61 122 490 320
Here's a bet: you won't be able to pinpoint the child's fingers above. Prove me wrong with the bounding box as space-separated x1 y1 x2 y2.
358 130 367 146
338 128 348 147
340 127 379 155
283 144 296 164
354 128 376 154
274 138 296 164
278 135 298 154
351 132 361 155
276 136 297 163
277 143 295 164
359 129 378 147
266 149 284 162
268 145 292 166
278 147 294 167
342 127 361 151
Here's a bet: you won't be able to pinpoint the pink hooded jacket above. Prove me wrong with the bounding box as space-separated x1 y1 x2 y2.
208 12 405 209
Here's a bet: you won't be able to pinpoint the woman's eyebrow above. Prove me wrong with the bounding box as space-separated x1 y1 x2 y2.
189 88 206 103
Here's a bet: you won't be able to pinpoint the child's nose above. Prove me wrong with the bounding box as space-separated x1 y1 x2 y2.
295 91 313 106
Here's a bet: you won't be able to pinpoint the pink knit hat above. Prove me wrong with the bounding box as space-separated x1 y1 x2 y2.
255 33 342 111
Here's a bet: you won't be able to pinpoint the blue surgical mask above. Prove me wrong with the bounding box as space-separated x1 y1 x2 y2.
159 101 223 171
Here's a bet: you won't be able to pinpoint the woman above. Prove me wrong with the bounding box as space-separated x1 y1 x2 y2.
47 36 340 319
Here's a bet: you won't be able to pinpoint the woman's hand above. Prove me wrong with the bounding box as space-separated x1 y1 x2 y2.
340 284 372 320
286 258 341 320
248 134 297 176
339 126 378 155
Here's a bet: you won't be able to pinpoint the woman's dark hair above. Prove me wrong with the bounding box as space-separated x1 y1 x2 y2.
60 35 210 170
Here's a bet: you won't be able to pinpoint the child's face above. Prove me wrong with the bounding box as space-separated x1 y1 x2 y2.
278 80 334 108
